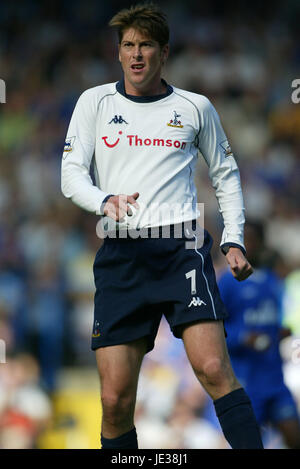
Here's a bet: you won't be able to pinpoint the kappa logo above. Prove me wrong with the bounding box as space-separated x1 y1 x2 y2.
109 115 128 124
188 297 207 308
167 111 184 128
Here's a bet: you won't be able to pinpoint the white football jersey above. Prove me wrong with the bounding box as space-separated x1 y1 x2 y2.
61 80 245 249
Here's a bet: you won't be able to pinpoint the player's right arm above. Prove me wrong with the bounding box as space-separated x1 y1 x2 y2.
61 89 113 215
61 90 140 220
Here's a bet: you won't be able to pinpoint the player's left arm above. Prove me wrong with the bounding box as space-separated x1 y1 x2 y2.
197 97 252 281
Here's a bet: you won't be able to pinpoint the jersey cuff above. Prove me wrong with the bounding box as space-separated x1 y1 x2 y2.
220 243 246 256
99 194 114 216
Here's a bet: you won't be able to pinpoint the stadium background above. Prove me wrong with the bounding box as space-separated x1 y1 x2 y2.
0 0 300 449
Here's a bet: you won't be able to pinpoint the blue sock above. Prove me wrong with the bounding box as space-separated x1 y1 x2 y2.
214 388 264 449
101 427 138 449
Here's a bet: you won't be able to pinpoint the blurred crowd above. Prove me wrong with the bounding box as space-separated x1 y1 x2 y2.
0 0 300 449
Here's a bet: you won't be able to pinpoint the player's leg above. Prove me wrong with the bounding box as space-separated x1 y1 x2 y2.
181 320 239 399
276 418 300 449
92 236 164 448
96 337 148 448
181 320 264 449
269 386 300 449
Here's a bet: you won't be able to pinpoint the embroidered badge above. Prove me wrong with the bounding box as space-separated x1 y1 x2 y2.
92 320 101 338
167 111 184 128
63 136 76 158
220 140 233 158
167 111 183 129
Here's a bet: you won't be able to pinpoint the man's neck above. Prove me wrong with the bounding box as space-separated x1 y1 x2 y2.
116 78 173 103
124 77 167 97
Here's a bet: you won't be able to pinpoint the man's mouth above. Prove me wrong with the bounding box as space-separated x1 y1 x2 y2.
131 63 145 71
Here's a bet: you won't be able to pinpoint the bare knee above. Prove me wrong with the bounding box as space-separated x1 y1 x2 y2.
201 357 228 384
194 357 239 394
101 388 136 426
95 342 146 436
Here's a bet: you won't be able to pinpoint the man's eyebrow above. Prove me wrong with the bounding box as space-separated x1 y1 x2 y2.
121 39 154 44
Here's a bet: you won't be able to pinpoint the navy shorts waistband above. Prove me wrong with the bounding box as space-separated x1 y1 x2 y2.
102 219 200 242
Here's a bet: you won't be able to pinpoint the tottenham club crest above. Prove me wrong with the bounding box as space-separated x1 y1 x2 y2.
92 320 101 338
167 111 184 128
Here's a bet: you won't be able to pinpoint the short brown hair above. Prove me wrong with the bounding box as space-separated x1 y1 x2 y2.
109 3 169 49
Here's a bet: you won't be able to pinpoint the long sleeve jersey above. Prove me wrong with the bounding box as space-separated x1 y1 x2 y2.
61 79 245 250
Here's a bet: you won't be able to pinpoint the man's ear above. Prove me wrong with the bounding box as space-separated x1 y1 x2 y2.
161 44 169 65
118 44 121 63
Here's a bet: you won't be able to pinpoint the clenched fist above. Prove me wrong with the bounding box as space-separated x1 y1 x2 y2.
226 247 253 281
103 192 140 222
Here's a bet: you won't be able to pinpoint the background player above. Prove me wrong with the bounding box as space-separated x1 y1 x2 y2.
218 221 300 448
61 3 263 449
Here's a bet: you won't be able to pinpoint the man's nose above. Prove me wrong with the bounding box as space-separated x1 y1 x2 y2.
133 46 142 59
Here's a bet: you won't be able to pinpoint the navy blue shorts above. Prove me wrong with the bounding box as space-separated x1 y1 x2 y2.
91 221 228 353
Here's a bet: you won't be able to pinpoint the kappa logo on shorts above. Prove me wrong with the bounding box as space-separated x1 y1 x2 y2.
188 297 207 307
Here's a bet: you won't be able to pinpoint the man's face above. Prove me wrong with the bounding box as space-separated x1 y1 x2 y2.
118 27 169 95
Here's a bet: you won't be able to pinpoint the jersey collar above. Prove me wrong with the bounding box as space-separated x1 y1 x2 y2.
116 77 173 103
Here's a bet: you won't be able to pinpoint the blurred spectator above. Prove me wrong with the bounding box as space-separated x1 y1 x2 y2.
217 221 300 448
0 353 52 448
283 270 300 336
